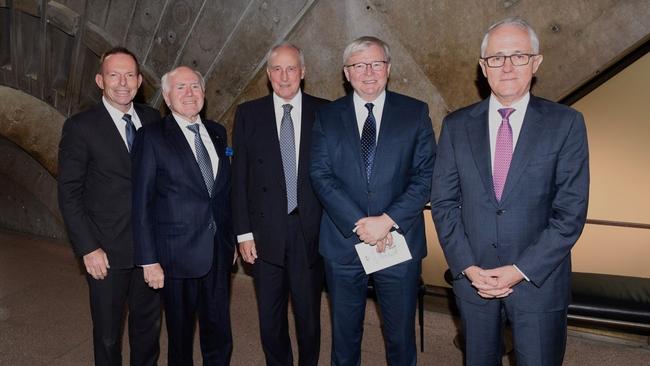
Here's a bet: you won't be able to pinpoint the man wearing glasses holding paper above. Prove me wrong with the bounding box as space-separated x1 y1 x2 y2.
310 36 436 365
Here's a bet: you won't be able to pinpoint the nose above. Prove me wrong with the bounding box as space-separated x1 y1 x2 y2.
502 57 515 72
364 64 373 76
185 86 194 96
118 74 127 86
281 69 289 81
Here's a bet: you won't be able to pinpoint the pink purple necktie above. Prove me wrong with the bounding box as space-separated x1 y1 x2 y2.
493 108 515 201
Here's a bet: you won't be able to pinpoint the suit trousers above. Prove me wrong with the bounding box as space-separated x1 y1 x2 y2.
162 263 233 366
252 213 324 366
86 267 161 366
324 256 421 366
456 295 568 366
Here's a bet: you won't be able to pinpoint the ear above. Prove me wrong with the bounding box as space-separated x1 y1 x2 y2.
137 74 143 89
532 54 543 74
343 67 350 82
300 66 306 80
478 59 488 78
95 74 104 90
266 67 272 80
385 63 391 78
162 91 171 109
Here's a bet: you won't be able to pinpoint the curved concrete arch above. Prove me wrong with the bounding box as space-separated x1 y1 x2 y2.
0 86 64 176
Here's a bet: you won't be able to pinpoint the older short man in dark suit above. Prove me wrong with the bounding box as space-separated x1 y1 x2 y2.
310 36 436 365
132 66 235 366
430 17 589 366
231 42 328 366
58 47 161 366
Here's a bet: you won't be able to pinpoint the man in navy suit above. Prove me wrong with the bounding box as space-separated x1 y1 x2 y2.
310 36 436 365
430 17 589 366
132 66 235 366
232 43 328 366
58 47 161 366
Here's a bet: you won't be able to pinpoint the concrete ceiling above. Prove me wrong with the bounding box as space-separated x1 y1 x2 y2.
1 0 649 175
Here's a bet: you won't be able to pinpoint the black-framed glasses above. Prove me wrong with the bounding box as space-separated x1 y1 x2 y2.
345 61 388 73
481 54 538 68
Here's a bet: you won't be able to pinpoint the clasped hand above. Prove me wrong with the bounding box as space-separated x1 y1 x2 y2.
464 265 524 298
355 214 394 253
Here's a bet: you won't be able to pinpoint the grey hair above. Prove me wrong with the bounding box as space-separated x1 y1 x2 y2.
161 66 206 93
265 42 305 68
342 36 391 65
480 17 540 57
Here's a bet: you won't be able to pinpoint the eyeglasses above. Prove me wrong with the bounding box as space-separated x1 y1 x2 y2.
481 54 538 68
344 61 388 73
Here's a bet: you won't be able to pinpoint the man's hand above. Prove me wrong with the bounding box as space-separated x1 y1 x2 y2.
355 214 394 245
83 248 110 280
476 265 524 298
239 240 258 264
143 264 165 289
463 265 511 299
374 233 394 253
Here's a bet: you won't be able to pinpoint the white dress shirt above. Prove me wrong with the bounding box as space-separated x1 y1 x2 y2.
172 113 220 177
488 92 530 167
353 90 386 139
102 97 142 149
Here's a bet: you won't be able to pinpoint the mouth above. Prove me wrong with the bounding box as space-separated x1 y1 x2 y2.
362 80 377 85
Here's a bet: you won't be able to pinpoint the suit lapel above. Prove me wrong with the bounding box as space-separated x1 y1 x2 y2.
205 121 229 195
297 95 314 195
97 104 132 168
466 99 498 206
163 115 208 195
499 96 545 204
371 92 398 186
340 94 366 181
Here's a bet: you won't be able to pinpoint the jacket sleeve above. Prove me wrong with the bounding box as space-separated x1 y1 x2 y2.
131 127 159 265
57 118 98 257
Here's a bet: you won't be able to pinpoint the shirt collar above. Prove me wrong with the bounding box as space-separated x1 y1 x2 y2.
272 90 302 109
489 92 530 113
172 112 203 127
102 96 135 122
353 90 386 110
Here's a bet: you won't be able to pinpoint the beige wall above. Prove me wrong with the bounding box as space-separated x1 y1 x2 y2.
422 52 650 287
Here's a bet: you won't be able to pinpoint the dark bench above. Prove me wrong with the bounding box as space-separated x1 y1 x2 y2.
569 272 650 334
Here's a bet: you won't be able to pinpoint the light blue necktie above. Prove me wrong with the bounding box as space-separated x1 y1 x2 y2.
360 103 376 182
186 123 214 196
123 114 135 152
280 104 297 213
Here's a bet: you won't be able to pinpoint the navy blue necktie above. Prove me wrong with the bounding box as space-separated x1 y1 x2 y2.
186 123 214 196
360 103 376 182
123 114 135 152
279 104 297 213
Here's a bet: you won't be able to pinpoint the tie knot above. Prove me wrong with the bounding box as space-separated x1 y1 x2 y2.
365 103 374 113
186 123 200 134
498 108 515 120
282 104 293 114
122 113 133 123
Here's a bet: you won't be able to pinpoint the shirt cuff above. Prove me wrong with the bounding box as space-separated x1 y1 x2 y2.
513 264 530 282
237 232 254 243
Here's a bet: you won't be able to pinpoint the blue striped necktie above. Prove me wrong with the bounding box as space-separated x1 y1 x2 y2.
186 123 214 196
279 104 297 213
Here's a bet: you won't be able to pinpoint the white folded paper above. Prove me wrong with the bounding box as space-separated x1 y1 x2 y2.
354 231 412 274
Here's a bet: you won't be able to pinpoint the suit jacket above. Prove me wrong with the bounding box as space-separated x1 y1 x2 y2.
131 114 235 279
232 93 329 266
430 95 589 311
310 91 436 263
58 102 160 268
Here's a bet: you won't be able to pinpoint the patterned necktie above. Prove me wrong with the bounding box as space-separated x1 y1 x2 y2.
280 104 297 213
123 114 135 152
493 107 515 201
186 123 214 196
360 103 377 182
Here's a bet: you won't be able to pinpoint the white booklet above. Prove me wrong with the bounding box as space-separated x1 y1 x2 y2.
354 231 412 274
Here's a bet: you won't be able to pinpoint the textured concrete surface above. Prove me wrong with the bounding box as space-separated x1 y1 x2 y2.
1 230 650 365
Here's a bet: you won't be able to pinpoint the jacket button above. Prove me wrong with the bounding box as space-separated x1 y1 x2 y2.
262 187 267 192
496 209 506 215
491 242 498 248
260 212 265 218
